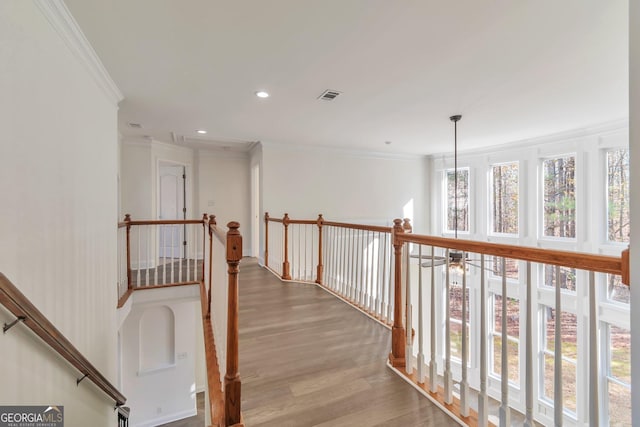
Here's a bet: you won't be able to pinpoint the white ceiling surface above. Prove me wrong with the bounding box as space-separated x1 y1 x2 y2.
65 1 628 155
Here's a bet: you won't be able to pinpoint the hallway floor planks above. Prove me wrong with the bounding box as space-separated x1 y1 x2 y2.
239 258 457 427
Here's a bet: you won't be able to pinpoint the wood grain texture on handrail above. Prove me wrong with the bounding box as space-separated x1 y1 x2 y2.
0 273 126 406
127 219 205 226
286 219 317 225
323 221 393 233
266 218 284 224
396 233 623 276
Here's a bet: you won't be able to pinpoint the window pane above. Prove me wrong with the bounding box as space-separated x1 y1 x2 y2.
608 381 631 426
607 149 630 243
449 283 469 360
609 326 630 383
446 169 469 232
543 156 576 238
543 265 576 292
607 273 630 304
492 336 519 383
542 307 578 414
490 256 519 280
491 162 519 234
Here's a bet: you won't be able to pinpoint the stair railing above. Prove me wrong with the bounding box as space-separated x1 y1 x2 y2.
0 273 128 417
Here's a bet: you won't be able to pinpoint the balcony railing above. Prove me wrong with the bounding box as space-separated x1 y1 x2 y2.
117 215 243 427
264 212 630 426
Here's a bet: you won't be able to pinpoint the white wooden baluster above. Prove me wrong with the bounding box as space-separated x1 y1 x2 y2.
304 225 308 280
444 249 453 403
554 265 563 426
178 224 183 282
499 257 511 426
354 230 362 306
417 244 425 383
588 271 599 427
146 225 150 285
369 231 375 312
136 226 141 286
171 226 175 283
339 228 343 292
405 241 413 373
429 246 437 393
478 254 488 427
386 233 393 322
163 226 167 285
336 227 341 291
364 231 370 309
374 232 383 318
460 251 469 417
349 228 355 300
381 233 388 321
524 262 534 427
325 227 336 287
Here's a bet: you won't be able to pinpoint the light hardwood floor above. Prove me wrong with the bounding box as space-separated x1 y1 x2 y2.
239 258 458 427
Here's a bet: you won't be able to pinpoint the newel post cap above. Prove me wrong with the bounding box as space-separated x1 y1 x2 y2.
209 214 217 226
124 214 131 222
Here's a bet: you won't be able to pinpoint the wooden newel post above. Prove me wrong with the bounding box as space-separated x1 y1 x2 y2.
316 214 324 285
225 221 242 427
389 218 406 368
282 213 291 280
402 218 412 234
124 214 132 290
264 212 269 268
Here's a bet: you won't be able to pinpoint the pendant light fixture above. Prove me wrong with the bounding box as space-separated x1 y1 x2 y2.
449 114 465 275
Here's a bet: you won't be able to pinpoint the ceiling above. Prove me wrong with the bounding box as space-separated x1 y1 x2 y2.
65 0 628 155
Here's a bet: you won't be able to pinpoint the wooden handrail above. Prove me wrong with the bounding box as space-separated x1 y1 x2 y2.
323 221 393 233
395 233 624 277
0 273 126 406
126 219 205 226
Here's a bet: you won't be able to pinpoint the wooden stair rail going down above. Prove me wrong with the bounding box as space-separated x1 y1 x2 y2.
0 272 127 407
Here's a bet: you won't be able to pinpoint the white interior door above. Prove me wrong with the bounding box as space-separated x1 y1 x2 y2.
159 165 185 258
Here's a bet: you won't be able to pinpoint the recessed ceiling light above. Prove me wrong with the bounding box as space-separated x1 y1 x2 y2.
196 130 207 134
255 91 270 98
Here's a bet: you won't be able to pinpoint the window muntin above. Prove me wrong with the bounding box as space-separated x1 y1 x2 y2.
542 265 576 293
606 149 630 243
542 155 576 238
445 168 470 233
490 162 519 235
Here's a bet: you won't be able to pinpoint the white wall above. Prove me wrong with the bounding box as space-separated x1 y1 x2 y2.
121 293 198 427
0 2 121 426
197 150 251 256
120 139 196 221
121 141 152 219
629 1 639 424
262 143 428 230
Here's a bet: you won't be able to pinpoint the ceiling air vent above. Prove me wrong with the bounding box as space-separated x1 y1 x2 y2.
128 122 143 129
318 89 342 101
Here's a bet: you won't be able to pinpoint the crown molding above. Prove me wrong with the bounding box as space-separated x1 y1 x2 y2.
260 140 427 161
428 118 628 160
35 0 124 106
